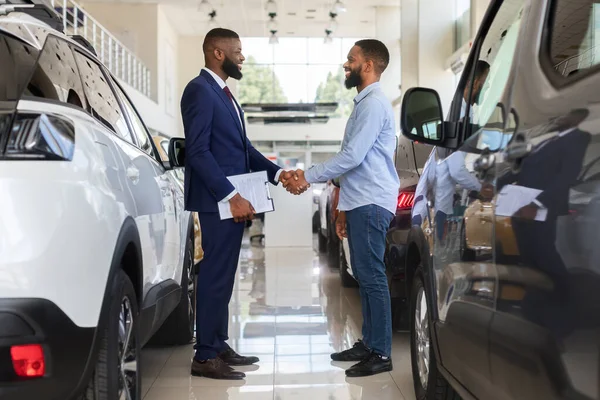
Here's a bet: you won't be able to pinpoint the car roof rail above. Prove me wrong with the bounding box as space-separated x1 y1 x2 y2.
70 34 96 55
0 3 64 34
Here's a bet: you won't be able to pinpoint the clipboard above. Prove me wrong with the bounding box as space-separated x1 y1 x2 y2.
218 171 275 220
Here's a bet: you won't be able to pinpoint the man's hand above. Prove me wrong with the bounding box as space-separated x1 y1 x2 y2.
514 202 539 220
336 211 347 240
278 170 295 185
283 169 310 195
230 193 255 223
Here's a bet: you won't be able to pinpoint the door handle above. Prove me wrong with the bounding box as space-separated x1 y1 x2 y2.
126 166 140 184
504 134 532 162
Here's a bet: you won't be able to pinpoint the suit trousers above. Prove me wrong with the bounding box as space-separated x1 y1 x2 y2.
194 212 245 360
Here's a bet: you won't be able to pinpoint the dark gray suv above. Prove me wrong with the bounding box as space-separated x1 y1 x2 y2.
400 0 600 399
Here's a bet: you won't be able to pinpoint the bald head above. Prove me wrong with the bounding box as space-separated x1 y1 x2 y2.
203 28 245 81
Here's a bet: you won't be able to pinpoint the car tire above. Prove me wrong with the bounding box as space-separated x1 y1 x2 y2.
84 269 141 400
328 237 340 269
410 267 460 400
339 244 358 288
312 211 320 234
318 229 328 253
149 236 196 345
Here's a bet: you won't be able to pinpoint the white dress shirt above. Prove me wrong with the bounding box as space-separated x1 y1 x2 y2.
202 68 283 202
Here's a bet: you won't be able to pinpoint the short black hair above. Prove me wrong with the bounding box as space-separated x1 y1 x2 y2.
354 39 390 74
474 60 490 80
203 28 240 53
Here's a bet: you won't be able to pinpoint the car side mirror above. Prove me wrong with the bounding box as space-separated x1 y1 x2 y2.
168 137 185 169
401 87 444 145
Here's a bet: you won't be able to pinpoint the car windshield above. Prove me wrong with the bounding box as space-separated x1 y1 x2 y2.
0 30 39 110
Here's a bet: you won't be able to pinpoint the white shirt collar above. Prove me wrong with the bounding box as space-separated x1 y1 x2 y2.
203 67 227 89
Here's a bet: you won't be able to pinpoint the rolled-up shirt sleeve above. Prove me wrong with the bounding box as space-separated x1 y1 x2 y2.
447 151 482 192
304 98 385 184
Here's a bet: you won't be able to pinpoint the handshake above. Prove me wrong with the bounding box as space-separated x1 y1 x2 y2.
279 169 310 195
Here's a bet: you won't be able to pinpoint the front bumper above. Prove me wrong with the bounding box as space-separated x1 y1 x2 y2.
0 298 95 400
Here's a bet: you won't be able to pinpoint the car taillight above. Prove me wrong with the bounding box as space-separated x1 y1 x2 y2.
398 191 415 210
1 112 75 160
11 344 45 378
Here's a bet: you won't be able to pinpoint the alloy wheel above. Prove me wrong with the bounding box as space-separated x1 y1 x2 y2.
414 287 430 390
118 297 137 400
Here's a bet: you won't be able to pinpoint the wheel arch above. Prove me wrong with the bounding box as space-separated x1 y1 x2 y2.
69 217 143 398
405 226 438 321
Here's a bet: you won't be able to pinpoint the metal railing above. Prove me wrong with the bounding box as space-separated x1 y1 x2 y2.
45 0 151 97
554 45 599 77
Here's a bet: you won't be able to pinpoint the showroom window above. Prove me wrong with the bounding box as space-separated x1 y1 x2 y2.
237 37 361 117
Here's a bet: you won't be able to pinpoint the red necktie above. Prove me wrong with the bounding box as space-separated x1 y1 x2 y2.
223 86 234 101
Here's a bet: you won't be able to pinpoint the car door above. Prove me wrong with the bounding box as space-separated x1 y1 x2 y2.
488 1 600 399
110 80 183 284
421 1 527 397
72 50 167 294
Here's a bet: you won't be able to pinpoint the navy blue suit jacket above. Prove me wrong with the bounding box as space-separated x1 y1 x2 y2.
181 70 280 213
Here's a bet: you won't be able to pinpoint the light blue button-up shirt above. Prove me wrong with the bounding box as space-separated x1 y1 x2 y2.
304 82 400 214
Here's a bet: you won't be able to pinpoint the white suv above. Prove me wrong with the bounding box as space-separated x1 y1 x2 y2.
0 6 195 400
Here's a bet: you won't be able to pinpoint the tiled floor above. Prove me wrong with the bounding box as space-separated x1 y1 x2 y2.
142 237 416 400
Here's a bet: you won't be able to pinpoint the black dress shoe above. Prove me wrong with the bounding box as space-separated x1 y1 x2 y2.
218 347 260 366
191 358 246 380
345 353 393 377
331 340 370 362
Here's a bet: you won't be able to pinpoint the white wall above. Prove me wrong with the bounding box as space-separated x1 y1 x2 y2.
401 0 456 111
375 6 401 104
156 5 179 135
81 2 159 101
82 2 179 136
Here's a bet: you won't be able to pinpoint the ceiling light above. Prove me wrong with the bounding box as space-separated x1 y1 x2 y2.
198 0 213 14
331 0 346 14
324 30 333 44
208 11 219 29
267 18 278 32
269 32 279 45
265 0 278 15
327 17 338 33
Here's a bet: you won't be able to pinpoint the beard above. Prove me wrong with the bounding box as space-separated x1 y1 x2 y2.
344 67 363 89
222 56 243 80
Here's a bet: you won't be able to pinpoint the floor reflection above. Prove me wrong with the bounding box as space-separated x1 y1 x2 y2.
143 235 414 400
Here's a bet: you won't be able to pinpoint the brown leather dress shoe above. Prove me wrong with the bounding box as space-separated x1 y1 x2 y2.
191 358 246 380
218 347 260 366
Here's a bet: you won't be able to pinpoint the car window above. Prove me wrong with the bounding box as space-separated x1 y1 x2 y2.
549 1 600 78
72 51 134 143
0 31 39 106
111 82 156 158
21 35 87 111
464 1 524 131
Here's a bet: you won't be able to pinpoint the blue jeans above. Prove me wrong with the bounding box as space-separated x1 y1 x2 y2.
346 204 394 357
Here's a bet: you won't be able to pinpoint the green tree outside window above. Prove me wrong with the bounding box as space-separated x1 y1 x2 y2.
314 68 356 118
237 56 287 104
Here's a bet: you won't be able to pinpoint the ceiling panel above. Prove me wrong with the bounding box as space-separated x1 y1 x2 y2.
85 0 398 37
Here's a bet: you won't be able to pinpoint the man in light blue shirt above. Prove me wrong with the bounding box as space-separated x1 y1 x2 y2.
286 39 400 377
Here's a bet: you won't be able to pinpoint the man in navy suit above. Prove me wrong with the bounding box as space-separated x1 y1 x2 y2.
181 28 297 380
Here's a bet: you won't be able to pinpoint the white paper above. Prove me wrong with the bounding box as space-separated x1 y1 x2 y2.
495 184 547 222
218 171 275 220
